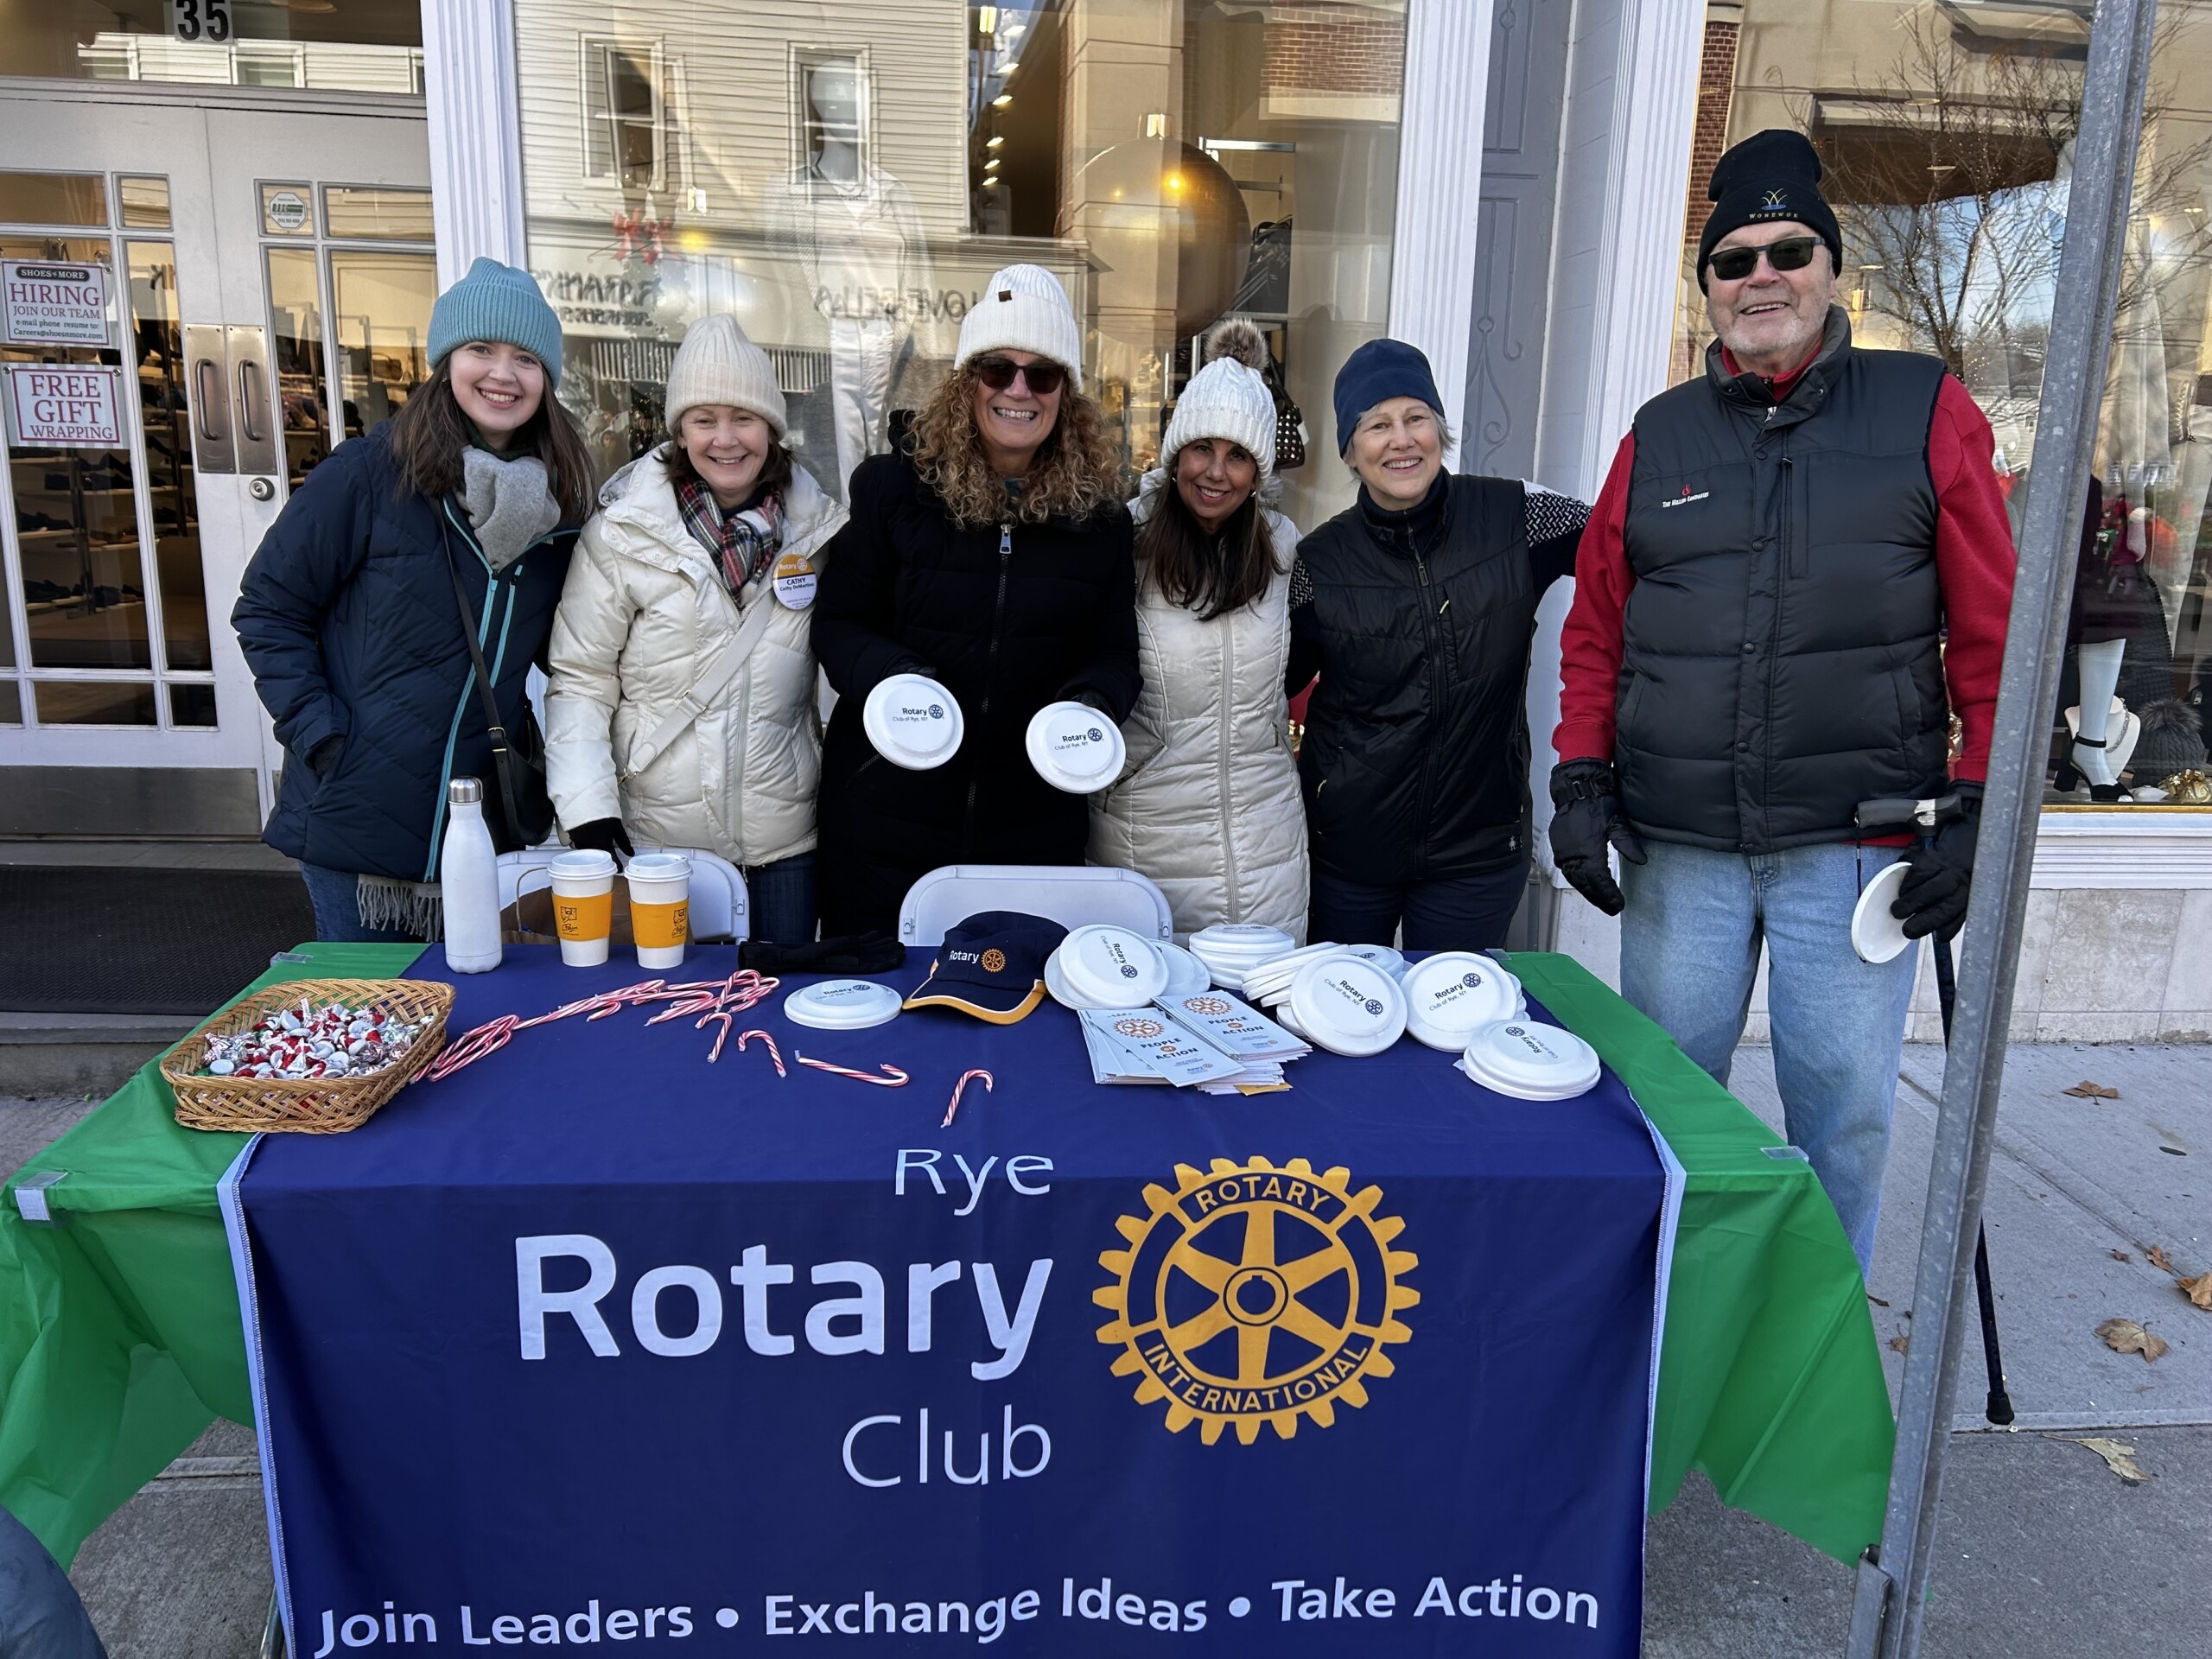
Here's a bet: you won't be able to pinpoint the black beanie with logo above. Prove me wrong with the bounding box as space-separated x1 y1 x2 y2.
1697 130 1843 291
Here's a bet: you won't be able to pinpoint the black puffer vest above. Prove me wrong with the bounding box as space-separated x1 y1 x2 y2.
1618 313 1949 851
1299 474 1534 883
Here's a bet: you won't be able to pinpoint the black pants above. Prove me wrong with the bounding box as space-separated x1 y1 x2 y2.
1308 858 1529 952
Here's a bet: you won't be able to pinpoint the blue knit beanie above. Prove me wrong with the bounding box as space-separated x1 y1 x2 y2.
428 257 564 388
1332 337 1445 454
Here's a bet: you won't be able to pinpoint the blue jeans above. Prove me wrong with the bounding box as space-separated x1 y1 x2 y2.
1308 859 1529 952
1620 840 1916 1274
746 852 817 946
298 861 422 944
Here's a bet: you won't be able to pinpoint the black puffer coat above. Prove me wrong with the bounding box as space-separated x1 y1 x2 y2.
233 426 575 883
812 449 1141 935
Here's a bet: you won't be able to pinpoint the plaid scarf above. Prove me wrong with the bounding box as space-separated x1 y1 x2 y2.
675 477 785 607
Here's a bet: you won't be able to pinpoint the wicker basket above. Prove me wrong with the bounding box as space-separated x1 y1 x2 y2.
161 978 454 1134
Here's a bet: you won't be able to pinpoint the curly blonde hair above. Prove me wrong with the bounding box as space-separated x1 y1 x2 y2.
910 362 1124 529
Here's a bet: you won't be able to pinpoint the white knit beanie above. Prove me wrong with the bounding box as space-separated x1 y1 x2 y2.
1160 319 1276 474
664 314 787 438
956 263 1084 392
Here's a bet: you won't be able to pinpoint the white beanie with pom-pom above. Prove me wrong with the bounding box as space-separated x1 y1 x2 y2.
1161 319 1276 474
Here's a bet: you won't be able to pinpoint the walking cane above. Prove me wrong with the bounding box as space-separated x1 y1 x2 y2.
1856 795 2016 1427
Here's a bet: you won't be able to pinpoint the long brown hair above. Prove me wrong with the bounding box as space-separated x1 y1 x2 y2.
909 360 1123 529
386 357 596 524
1137 472 1282 620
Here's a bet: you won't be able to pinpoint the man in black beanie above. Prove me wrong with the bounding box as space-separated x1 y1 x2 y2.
1547 129 2019 1274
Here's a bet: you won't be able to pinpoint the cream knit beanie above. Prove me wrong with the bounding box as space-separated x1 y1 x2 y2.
664 315 787 438
1160 319 1276 474
956 263 1084 392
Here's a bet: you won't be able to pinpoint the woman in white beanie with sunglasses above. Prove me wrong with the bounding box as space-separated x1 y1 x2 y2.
543 315 848 944
1089 320 1307 939
812 263 1139 936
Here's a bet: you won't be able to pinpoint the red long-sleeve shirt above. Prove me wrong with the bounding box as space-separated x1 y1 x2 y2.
1554 367 2018 791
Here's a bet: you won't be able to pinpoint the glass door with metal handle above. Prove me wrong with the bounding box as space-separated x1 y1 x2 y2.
186 322 234 476
226 324 278 477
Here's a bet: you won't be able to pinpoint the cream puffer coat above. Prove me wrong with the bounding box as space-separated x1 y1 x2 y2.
544 451 846 867
1088 476 1308 939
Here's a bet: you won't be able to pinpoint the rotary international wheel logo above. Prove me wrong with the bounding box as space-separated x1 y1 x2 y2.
1095 1157 1416 1445
1113 1016 1166 1039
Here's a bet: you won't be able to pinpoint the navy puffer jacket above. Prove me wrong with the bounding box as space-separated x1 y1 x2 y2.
233 426 576 882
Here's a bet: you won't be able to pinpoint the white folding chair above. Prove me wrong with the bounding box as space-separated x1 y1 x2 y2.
497 847 749 941
896 864 1173 946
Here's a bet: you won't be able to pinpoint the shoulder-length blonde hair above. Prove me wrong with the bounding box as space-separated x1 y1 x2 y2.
909 360 1124 529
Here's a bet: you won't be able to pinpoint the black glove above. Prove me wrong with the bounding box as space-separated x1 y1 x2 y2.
741 932 906 975
1893 785 1980 941
305 735 344 779
567 817 634 860
1548 759 1647 917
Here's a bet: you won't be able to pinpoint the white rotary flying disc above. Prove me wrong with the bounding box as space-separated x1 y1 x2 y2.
1286 956 1408 1058
1402 952 1522 1052
785 979 903 1031
861 673 963 770
1458 1019 1601 1100
1850 859 1914 965
1059 924 1170 1008
1240 944 1357 1002
1026 700 1126 793
1044 947 1084 1011
1342 943 1408 980
1151 940 1211 1000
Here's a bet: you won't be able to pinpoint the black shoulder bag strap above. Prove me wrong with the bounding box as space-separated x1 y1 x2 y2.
443 530 536 849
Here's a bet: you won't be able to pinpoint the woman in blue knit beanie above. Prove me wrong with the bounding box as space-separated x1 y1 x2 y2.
1282 336 1594 950
235 257 596 940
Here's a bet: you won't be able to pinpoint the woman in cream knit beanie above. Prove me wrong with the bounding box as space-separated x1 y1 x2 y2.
543 313 848 944
1087 318 1309 938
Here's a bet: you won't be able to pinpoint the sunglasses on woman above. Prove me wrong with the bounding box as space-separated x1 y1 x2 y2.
1706 235 1822 283
973 355 1067 396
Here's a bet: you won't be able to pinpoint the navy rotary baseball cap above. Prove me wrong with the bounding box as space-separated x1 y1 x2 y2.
903 911 1070 1024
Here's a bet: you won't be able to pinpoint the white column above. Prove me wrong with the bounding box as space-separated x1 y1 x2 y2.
1388 0 1498 465
421 0 528 285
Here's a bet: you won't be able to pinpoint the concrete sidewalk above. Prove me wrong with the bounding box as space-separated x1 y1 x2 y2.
5 1035 2208 1657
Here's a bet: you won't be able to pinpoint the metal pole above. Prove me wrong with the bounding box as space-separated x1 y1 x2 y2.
1846 3 2158 1656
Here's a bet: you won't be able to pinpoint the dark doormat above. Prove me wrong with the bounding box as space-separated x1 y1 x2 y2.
0 866 317 1015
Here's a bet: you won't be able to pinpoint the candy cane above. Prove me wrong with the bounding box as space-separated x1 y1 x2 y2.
793 1054 909 1087
942 1068 993 1128
428 968 786 1080
736 1029 785 1077
425 1014 520 1081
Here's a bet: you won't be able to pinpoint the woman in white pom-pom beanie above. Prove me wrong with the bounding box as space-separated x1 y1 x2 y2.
1088 318 1308 938
544 314 848 943
812 263 1140 936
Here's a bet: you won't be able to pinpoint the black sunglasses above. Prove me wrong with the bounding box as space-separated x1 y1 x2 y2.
973 355 1067 396
1707 236 1822 283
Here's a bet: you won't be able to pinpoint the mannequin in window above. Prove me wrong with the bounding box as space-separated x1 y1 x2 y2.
763 60 937 500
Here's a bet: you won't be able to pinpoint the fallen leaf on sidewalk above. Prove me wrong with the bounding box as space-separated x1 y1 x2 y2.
2063 1080 2121 1099
1867 1292 1891 1307
2147 1244 2176 1274
1888 1334 1910 1354
2179 1272 2212 1311
2096 1318 2169 1362
2111 1249 2133 1263
2058 1437 2152 1484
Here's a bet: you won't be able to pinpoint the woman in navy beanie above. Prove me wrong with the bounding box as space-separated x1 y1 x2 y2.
1284 337 1592 949
235 258 595 940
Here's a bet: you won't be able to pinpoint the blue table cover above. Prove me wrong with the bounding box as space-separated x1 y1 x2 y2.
227 946 1670 1656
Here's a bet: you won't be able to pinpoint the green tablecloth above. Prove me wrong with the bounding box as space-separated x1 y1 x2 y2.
0 944 1892 1569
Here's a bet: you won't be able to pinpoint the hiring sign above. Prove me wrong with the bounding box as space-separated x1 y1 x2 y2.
4 365 124 448
1 261 110 346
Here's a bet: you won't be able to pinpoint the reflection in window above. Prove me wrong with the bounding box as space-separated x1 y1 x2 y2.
128 241 212 673
265 246 330 487
0 683 19 725
583 41 665 189
0 173 106 227
118 177 171 230
16 2 425 92
168 681 219 728
323 187 435 243
29 682 157 727
331 251 435 437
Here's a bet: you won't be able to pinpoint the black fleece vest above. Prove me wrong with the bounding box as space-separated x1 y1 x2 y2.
1618 340 1949 851
1299 474 1533 882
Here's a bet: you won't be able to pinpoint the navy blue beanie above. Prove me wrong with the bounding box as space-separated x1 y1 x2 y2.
1332 338 1445 454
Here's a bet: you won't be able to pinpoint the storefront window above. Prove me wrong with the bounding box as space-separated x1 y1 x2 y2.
1675 0 2212 808
1 1 424 95
514 0 1408 529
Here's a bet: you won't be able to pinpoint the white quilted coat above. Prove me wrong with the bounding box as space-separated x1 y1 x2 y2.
544 452 846 867
1088 478 1308 939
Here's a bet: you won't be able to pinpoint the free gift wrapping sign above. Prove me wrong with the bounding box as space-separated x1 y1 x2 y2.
4 364 123 448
